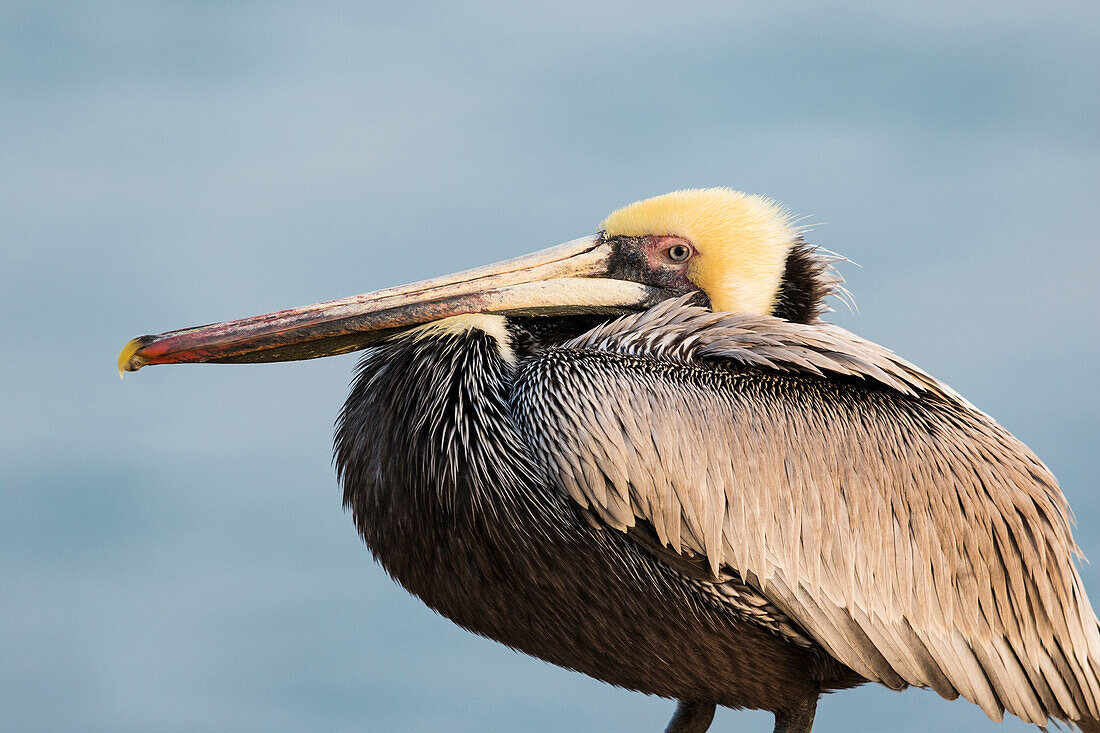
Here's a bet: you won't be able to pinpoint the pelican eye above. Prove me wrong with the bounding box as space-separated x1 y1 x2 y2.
666 243 692 262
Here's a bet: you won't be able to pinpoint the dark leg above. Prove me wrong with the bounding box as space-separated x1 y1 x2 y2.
665 700 715 733
773 689 818 733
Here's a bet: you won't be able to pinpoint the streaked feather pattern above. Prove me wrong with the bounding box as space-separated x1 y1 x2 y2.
511 295 1100 729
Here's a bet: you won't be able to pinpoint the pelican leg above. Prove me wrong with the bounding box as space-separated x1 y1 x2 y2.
665 700 715 733
772 690 818 733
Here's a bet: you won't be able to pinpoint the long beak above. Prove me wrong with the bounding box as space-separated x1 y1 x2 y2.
118 235 662 374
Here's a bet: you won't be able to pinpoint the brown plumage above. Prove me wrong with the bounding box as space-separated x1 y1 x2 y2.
513 295 1100 728
118 188 1100 732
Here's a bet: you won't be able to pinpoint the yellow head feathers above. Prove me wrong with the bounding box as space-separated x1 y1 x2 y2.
601 188 797 314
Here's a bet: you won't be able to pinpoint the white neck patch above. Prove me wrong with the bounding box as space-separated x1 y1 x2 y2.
408 313 516 363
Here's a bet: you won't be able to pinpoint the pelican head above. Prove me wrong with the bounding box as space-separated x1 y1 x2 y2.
119 188 830 372
602 188 797 314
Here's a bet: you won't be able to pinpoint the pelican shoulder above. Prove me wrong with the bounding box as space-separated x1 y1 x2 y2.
510 296 1100 728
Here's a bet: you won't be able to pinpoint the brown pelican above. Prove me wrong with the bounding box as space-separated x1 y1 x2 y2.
119 188 1100 733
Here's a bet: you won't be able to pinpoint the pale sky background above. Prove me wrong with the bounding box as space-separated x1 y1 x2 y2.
3 2 1099 731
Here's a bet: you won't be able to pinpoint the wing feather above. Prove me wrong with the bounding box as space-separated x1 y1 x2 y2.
511 298 1100 729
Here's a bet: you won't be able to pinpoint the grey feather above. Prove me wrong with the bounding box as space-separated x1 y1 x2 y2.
511 296 1100 730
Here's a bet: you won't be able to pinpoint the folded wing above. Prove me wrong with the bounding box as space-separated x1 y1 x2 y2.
511 297 1100 728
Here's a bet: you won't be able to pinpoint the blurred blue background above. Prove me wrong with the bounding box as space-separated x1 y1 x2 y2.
3 2 1098 731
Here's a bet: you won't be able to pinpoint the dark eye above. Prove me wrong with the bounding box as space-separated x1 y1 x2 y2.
667 243 692 262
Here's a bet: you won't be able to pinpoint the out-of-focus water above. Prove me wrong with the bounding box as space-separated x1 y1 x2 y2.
3 3 1097 731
